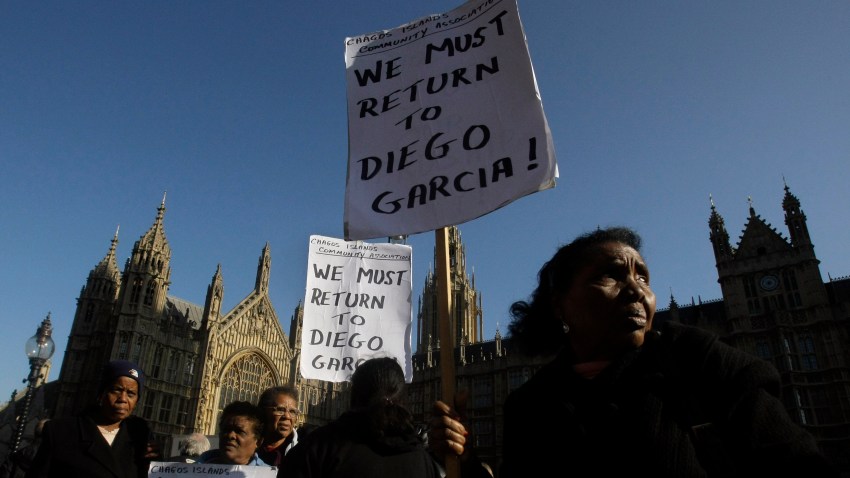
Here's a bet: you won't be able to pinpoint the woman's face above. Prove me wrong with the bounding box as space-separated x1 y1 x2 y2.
262 392 299 441
218 415 262 465
555 241 656 363
98 376 139 423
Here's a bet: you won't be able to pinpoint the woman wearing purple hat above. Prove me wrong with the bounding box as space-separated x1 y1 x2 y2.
27 360 160 478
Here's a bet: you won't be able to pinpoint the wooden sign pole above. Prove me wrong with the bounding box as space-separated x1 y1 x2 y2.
436 226 460 478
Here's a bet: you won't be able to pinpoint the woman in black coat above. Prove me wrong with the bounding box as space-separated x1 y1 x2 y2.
27 360 158 478
430 226 837 477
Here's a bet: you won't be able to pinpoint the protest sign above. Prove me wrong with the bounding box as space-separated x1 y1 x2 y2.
300 235 413 382
344 0 557 241
148 462 276 478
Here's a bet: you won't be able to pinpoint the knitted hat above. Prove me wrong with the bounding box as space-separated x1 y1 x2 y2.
100 360 144 395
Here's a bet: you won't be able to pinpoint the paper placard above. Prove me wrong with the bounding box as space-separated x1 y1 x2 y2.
343 0 557 240
300 235 413 382
148 462 277 477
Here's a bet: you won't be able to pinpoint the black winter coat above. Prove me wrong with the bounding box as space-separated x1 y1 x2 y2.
500 321 837 477
279 411 439 478
26 415 152 478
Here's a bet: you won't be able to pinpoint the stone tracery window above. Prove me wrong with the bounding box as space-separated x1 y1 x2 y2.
130 277 143 304
144 280 156 306
183 357 196 386
218 353 276 420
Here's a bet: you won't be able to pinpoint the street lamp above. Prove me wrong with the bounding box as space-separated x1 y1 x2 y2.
11 313 55 453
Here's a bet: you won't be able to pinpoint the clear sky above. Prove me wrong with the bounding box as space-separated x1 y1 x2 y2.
2 0 849 402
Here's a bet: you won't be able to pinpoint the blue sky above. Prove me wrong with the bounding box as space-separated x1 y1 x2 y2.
2 0 849 402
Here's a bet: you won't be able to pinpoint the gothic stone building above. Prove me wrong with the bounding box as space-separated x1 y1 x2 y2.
685 184 850 468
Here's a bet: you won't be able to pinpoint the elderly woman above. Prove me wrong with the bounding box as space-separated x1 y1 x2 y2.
197 401 268 466
257 385 314 467
27 360 158 478
430 226 837 477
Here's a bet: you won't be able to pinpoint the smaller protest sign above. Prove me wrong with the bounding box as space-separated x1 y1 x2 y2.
148 462 277 478
301 235 413 382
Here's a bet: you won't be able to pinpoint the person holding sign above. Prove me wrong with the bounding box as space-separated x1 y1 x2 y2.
280 357 440 477
26 360 159 478
429 227 837 477
196 401 269 466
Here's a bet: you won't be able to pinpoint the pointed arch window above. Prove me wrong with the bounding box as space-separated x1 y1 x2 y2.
799 335 819 370
166 352 180 382
218 353 276 417
158 394 174 423
472 375 493 408
743 276 761 315
783 269 802 308
144 280 156 306
130 277 143 304
152 346 165 378
782 336 795 372
183 356 196 386
177 397 190 426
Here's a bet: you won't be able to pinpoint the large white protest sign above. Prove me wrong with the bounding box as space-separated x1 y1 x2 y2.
301 235 413 382
148 462 276 478
344 0 557 241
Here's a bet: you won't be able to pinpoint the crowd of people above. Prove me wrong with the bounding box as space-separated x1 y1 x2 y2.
3 227 840 477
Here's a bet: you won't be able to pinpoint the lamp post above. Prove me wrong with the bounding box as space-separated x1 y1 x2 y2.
10 313 55 454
